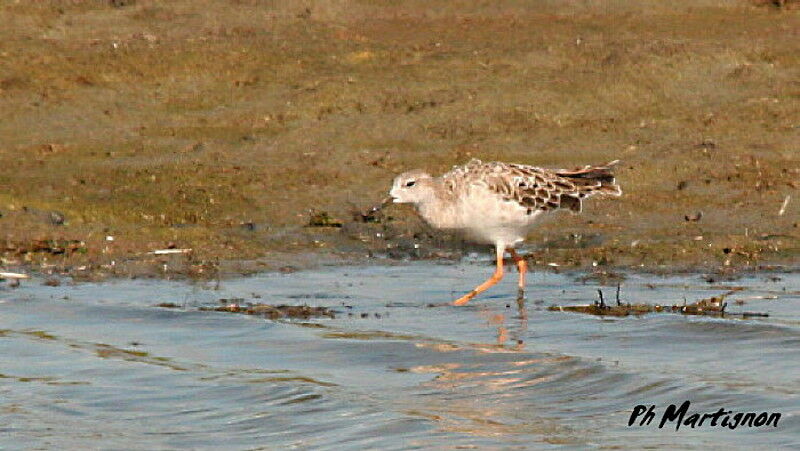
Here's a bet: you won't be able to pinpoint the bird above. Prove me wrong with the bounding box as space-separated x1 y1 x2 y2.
389 158 621 305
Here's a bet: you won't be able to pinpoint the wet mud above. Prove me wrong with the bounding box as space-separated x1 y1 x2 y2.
2 0 799 277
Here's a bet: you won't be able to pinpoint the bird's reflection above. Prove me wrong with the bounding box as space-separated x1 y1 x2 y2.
399 295 584 440
474 292 529 351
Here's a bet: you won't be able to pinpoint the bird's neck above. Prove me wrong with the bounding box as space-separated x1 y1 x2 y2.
415 180 453 229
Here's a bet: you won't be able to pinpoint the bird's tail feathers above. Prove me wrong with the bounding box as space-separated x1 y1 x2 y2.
556 160 622 197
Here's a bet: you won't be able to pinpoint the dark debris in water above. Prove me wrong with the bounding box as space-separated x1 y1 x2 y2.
201 302 336 320
548 286 769 318
703 272 742 284
156 298 391 321
576 269 626 284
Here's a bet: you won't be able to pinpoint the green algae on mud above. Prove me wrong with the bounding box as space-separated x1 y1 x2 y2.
1 1 798 277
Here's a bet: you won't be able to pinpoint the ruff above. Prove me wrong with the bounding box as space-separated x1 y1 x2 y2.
389 159 621 305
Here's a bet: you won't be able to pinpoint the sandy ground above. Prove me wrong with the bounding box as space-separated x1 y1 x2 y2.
0 0 798 279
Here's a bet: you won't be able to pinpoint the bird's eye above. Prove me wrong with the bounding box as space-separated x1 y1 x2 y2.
405 180 416 187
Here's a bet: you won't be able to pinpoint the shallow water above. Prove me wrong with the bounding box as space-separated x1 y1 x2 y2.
1 262 799 449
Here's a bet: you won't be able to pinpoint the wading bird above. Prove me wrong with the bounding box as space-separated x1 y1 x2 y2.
389 159 621 305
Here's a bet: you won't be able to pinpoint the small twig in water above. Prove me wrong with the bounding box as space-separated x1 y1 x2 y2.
596 289 606 308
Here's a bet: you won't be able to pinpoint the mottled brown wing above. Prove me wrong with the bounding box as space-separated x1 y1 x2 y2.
477 161 620 215
461 162 576 215
507 164 583 213
444 159 620 215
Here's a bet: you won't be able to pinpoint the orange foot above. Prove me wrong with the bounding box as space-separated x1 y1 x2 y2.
452 294 474 306
452 246 505 306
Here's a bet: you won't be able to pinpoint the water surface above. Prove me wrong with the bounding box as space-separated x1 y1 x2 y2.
2 263 799 449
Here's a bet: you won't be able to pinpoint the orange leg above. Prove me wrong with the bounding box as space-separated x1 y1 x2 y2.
508 248 527 291
452 246 505 306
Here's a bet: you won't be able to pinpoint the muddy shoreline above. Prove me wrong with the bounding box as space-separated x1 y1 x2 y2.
1 1 798 282
2 235 798 288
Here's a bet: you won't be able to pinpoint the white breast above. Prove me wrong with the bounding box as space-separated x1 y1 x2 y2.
418 185 543 246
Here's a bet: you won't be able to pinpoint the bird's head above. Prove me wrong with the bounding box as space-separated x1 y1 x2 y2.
389 170 434 204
